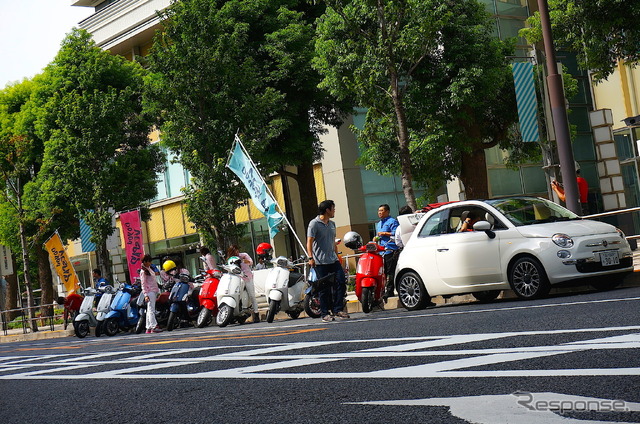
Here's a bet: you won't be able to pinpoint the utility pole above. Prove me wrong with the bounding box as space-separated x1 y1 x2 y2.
538 0 581 214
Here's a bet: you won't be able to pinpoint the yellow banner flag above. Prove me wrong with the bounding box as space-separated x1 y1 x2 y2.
44 233 80 296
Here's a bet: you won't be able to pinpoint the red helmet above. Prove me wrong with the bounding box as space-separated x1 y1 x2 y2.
256 242 273 256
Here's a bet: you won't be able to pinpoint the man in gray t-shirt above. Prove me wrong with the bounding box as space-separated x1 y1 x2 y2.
307 200 349 322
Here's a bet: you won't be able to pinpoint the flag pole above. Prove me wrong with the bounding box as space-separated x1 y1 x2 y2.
232 135 306 255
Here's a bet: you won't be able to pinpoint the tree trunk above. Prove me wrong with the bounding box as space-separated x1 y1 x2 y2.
5 255 19 320
459 148 490 199
296 161 318 235
18 221 38 332
96 240 112 283
37 246 54 320
279 170 300 257
389 70 417 211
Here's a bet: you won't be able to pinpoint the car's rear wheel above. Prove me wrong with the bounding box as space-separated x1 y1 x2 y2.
471 290 501 302
397 271 430 310
509 256 550 299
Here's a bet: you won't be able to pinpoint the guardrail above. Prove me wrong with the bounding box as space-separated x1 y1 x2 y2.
583 206 640 241
0 304 58 336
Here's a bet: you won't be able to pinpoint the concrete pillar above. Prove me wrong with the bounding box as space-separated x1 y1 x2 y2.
589 109 626 210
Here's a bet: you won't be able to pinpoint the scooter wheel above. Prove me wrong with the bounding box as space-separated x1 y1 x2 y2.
135 316 146 334
196 308 212 328
74 320 90 338
167 312 178 332
104 317 119 337
216 304 233 327
95 321 103 337
362 287 374 313
304 294 321 319
266 300 279 323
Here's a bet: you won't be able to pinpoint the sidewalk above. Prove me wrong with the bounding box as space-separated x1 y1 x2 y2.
3 254 640 344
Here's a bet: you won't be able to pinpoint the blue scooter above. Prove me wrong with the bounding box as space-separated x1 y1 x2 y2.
104 281 142 336
166 273 201 331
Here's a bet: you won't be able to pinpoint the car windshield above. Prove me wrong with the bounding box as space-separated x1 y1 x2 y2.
485 197 580 226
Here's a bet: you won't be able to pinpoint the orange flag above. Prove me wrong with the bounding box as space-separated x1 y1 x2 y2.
44 232 80 295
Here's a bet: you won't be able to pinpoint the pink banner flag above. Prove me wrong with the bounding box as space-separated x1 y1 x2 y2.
120 210 144 283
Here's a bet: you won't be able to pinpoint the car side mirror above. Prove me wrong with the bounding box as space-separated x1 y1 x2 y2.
473 220 496 239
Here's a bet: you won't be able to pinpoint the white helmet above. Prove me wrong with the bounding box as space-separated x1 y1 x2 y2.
344 231 363 250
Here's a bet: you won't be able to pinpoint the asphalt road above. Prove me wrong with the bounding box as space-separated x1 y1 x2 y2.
1 286 640 424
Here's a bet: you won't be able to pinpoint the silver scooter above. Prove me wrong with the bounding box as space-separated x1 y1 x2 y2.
215 258 253 327
264 256 306 323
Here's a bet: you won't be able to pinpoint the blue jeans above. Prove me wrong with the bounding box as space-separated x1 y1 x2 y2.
314 261 346 317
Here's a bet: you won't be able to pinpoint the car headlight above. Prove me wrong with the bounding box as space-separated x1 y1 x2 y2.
616 228 626 239
552 233 574 248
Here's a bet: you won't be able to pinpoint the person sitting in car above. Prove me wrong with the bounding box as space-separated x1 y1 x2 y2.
458 211 480 232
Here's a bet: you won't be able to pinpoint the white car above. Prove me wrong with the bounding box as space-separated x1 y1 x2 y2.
394 197 633 310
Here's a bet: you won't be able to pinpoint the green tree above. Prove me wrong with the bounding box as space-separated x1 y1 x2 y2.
314 0 523 206
34 29 164 279
145 0 347 252
521 0 640 81
0 79 45 330
0 76 85 325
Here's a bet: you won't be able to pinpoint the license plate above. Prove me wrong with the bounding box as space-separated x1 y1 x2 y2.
599 251 620 266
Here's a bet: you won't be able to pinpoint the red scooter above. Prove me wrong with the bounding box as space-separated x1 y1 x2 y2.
196 267 222 328
344 231 386 313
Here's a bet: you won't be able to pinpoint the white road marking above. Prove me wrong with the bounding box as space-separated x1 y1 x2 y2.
0 325 638 380
349 393 640 424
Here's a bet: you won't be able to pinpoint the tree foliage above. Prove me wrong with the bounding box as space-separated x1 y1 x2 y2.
521 0 640 81
33 29 164 276
145 0 347 250
314 0 524 203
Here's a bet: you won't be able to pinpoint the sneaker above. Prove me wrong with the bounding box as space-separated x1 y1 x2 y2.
336 311 350 319
152 328 163 333
145 329 152 334
321 315 334 323
252 312 260 323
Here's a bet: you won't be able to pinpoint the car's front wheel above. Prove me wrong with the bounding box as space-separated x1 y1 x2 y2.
397 271 430 310
508 256 550 299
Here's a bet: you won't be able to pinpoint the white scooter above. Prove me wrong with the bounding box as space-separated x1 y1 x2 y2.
264 256 306 323
73 287 99 338
215 257 254 327
94 284 115 337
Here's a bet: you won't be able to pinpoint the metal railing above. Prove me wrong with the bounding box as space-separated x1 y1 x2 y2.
0 303 59 336
583 206 640 240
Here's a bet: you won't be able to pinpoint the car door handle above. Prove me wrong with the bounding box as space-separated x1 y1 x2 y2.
437 248 449 252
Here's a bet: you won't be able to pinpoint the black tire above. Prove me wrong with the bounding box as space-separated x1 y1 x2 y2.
361 286 374 313
74 320 90 338
104 317 119 337
167 311 178 332
471 290 501 303
397 271 430 310
135 315 146 334
266 300 279 323
509 256 550 299
196 308 212 328
304 294 321 318
287 310 301 320
95 321 103 337
216 304 233 328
